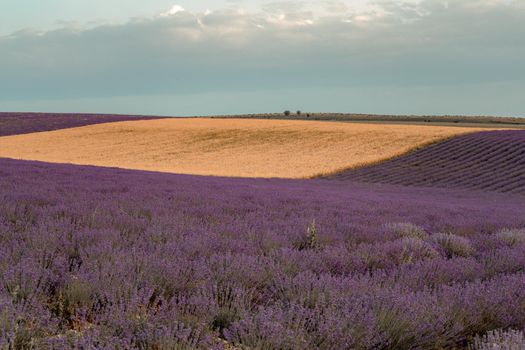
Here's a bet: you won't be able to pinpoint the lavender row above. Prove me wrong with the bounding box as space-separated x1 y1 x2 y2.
325 130 525 194
0 112 166 136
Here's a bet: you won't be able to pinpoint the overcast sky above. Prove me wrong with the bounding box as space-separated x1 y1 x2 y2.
1 0 524 117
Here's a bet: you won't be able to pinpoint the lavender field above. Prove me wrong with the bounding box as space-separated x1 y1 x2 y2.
326 130 525 194
1 153 525 349
3 0 525 347
0 113 165 137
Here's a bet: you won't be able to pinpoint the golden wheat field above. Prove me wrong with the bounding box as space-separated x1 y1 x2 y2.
0 118 494 178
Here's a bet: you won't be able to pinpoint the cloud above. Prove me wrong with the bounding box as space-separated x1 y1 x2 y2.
160 5 186 17
0 0 524 116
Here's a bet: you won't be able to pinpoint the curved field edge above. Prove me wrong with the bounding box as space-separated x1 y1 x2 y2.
0 112 167 136
309 132 473 178
323 130 525 194
0 118 498 179
1 157 525 348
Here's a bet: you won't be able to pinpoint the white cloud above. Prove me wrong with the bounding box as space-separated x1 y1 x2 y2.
160 5 185 17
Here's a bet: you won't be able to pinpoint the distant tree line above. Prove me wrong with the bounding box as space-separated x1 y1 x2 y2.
284 110 309 117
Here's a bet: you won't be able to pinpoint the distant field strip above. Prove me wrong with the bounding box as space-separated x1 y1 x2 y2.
0 112 166 136
325 130 525 194
0 118 491 178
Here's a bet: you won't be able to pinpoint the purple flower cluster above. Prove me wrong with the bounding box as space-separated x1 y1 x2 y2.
1 157 525 349
326 130 525 194
0 112 166 137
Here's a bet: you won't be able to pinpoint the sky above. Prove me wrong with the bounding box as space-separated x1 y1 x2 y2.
1 0 524 117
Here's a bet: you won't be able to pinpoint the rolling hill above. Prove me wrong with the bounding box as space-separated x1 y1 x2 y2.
0 118 493 178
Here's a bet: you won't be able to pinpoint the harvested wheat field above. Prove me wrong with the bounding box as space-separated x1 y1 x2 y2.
0 118 496 178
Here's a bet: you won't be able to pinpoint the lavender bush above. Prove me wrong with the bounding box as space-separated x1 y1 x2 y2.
431 232 476 258
471 329 525 350
497 229 525 247
384 222 428 239
0 156 524 349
